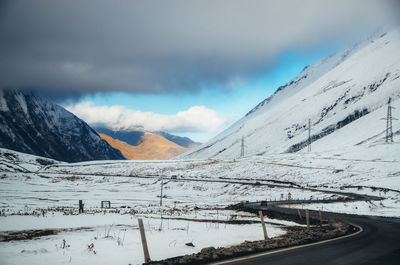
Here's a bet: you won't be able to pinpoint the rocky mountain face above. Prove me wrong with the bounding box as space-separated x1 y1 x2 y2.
0 89 125 162
183 27 400 159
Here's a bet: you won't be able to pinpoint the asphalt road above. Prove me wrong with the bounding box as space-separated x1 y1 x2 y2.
221 210 400 265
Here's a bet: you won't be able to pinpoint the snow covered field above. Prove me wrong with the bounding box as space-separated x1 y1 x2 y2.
0 142 399 264
0 213 286 265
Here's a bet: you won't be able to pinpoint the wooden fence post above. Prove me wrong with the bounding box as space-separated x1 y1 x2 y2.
138 218 151 263
297 209 302 220
258 210 268 240
319 210 323 223
79 200 84 213
305 209 310 229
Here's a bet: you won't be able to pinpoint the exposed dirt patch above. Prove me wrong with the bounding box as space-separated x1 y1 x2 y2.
0 229 59 242
342 185 400 194
158 216 283 226
62 175 90 181
36 158 55 166
0 227 94 242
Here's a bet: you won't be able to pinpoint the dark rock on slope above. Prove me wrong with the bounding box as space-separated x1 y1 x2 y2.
0 89 125 162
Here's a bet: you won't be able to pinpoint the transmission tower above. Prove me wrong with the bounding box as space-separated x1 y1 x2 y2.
307 119 311 152
240 136 245 157
381 97 397 142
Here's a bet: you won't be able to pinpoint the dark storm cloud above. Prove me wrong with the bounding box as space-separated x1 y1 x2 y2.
0 0 399 99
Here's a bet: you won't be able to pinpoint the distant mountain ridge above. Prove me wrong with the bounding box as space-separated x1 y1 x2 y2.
98 131 192 160
0 89 125 162
95 127 200 148
154 131 200 148
95 127 144 146
95 127 200 160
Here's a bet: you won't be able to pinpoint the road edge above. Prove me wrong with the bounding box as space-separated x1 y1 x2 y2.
208 222 363 265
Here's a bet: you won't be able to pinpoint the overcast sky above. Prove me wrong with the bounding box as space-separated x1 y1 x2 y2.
1 0 399 141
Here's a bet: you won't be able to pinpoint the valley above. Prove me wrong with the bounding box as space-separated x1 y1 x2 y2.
0 141 399 264
1 12 399 265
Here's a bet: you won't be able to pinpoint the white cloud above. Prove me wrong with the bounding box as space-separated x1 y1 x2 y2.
65 102 228 133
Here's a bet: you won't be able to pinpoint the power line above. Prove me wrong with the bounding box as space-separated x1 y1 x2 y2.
160 176 163 206
240 136 245 157
308 119 311 152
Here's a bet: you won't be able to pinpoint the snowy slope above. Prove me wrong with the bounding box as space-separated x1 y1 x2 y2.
0 89 125 162
184 27 400 159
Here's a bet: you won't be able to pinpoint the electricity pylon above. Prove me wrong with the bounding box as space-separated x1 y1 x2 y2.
381 97 397 142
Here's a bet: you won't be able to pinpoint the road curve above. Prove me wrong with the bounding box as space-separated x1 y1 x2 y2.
217 210 400 265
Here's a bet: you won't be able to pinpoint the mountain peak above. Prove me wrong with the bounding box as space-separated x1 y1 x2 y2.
0 89 125 162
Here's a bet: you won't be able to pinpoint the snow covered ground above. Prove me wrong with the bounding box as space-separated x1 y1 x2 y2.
0 213 286 265
0 141 399 264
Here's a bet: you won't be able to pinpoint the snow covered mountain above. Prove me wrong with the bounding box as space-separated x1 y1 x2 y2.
0 89 125 162
184 27 400 159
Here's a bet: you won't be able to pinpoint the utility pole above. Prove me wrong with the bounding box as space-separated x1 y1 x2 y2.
160 176 163 206
308 119 311 152
381 97 397 142
240 136 245 157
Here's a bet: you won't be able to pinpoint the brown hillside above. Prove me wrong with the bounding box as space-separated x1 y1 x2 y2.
98 132 192 160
